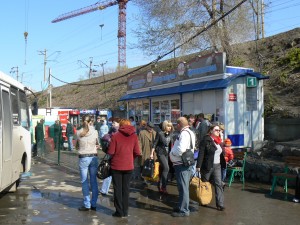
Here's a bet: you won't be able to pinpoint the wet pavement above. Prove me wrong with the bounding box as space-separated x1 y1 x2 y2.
0 159 299 225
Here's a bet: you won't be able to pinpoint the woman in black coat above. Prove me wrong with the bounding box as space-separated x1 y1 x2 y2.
196 124 226 211
150 120 174 194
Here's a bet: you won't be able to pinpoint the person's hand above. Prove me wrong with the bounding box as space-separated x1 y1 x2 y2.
196 168 200 172
150 153 153 159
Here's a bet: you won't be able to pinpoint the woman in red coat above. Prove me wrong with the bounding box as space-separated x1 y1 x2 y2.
107 119 141 218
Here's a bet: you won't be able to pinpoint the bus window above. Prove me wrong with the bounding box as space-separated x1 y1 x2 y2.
11 87 19 125
19 91 30 129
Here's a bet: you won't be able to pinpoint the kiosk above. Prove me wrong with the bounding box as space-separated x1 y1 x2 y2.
119 52 269 148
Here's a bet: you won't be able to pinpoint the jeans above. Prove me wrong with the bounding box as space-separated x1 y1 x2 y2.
79 156 99 208
174 164 193 215
68 135 73 151
157 154 169 189
202 163 224 207
111 170 133 217
100 176 112 194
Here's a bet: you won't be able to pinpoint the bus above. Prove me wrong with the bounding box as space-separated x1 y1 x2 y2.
0 71 32 193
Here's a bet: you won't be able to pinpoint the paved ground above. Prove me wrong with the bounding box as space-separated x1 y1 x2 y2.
0 158 299 225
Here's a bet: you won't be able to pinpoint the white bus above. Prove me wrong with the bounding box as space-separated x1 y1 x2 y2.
0 71 32 193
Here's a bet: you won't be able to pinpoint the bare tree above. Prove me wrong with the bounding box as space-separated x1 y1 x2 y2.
132 0 254 62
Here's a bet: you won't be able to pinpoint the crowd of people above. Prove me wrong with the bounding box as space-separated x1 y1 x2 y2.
35 112 300 218
73 112 238 218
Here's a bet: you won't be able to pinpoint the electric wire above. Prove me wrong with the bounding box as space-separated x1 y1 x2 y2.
50 0 248 87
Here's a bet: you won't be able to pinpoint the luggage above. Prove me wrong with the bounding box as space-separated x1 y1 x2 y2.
189 173 212 205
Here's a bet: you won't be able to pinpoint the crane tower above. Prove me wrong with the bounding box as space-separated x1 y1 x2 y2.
52 0 130 69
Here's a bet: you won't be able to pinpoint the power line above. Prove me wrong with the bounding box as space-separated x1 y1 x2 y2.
50 0 248 87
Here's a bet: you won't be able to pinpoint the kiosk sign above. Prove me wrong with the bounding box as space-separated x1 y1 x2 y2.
247 77 257 87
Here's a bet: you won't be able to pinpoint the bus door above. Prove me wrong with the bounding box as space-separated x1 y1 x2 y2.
0 86 13 189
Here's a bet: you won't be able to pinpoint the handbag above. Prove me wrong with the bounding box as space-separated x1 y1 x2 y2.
144 161 160 182
97 154 111 180
189 173 212 205
181 131 195 166
142 158 154 178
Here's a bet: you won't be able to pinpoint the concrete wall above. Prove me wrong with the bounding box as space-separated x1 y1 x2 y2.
265 118 300 141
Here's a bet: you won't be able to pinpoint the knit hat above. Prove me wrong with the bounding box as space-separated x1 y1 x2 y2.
224 138 232 146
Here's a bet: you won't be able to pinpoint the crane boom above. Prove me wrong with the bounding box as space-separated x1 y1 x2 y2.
52 0 130 68
51 1 119 23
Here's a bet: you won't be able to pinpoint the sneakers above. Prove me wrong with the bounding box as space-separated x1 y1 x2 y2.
217 206 225 211
78 206 90 211
78 206 96 211
292 198 299 203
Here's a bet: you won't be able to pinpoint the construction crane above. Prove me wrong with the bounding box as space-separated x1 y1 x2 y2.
52 0 130 69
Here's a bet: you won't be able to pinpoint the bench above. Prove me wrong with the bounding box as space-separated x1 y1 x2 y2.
227 151 247 189
270 156 300 195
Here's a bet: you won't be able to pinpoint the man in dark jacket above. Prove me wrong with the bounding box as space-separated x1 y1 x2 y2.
54 120 63 150
35 119 45 156
66 119 74 151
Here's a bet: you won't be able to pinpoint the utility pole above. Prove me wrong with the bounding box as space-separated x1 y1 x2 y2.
10 66 19 81
38 49 47 81
89 58 93 79
95 61 108 99
78 57 96 79
38 49 61 83
48 68 52 108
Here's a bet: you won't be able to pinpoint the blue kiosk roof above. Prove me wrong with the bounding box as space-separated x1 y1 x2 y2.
119 71 269 101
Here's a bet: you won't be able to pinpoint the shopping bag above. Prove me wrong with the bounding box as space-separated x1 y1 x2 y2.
142 158 154 178
189 174 212 205
97 154 111 180
144 161 160 182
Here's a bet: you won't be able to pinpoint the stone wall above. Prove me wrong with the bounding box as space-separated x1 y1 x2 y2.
243 140 300 186
265 118 300 141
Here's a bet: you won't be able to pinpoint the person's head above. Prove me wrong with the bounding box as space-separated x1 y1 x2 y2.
40 119 44 124
224 138 232 147
176 117 189 131
188 117 195 127
112 118 120 131
80 115 92 137
139 120 147 129
119 119 131 126
219 123 225 132
199 113 205 120
129 116 134 122
208 124 221 137
97 116 101 121
55 120 59 124
146 121 155 132
162 120 174 133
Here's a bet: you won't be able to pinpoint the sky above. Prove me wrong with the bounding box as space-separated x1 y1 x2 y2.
0 0 299 92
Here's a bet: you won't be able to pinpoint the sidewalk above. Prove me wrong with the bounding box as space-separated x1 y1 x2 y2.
34 155 300 225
